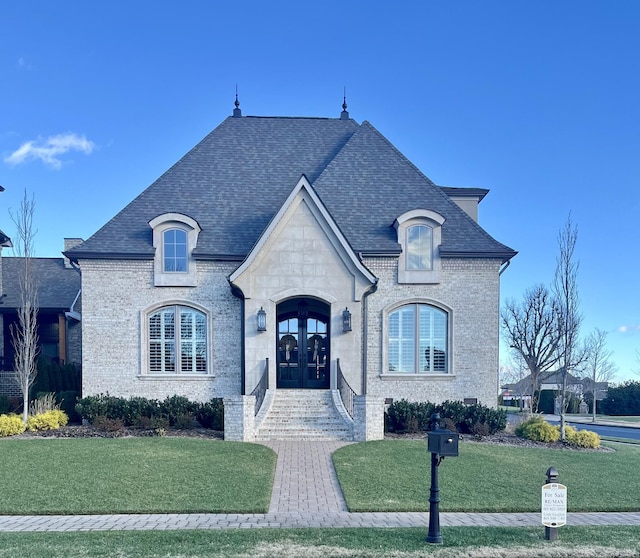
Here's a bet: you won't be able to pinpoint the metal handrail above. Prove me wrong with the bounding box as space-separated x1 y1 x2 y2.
250 358 269 416
337 358 355 419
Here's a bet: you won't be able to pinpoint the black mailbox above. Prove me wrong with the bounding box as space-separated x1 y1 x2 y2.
427 416 459 457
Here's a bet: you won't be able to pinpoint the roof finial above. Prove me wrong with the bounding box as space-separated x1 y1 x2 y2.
340 87 349 120
233 84 242 117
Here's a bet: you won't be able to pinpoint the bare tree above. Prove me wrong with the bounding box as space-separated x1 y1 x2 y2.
9 190 39 424
501 284 561 413
583 328 618 422
553 215 587 440
499 355 529 411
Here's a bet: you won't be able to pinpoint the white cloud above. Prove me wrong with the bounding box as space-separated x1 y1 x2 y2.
617 325 640 333
4 133 95 169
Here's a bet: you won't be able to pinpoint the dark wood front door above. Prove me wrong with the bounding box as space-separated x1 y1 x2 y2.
277 299 330 389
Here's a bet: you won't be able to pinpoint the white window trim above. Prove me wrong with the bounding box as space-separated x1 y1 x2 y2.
394 209 445 284
149 213 201 287
139 300 214 378
380 298 454 379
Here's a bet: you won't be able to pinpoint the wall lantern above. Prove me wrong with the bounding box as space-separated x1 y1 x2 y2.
342 307 352 332
257 307 267 332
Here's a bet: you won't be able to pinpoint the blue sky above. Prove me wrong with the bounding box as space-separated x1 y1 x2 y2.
2 1 639 380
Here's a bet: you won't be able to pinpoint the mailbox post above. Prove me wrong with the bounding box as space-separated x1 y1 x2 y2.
426 413 459 544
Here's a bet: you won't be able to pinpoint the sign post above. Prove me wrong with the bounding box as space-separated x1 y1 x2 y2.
541 467 567 541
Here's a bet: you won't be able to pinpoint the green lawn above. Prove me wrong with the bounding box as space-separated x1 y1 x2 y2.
333 440 640 512
0 438 276 514
2 436 640 517
0 527 639 557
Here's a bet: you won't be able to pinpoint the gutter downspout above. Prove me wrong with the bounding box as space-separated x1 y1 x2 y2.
229 282 246 395
359 253 379 396
499 260 511 276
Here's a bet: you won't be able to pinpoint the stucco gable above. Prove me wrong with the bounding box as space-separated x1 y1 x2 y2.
230 176 376 302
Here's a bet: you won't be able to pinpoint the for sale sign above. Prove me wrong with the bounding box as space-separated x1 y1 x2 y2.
541 483 567 527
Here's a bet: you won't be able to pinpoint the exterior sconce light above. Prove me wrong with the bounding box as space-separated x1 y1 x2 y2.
257 307 267 332
342 307 352 332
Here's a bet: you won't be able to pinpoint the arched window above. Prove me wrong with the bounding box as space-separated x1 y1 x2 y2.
394 209 444 284
388 303 448 374
406 224 433 270
148 305 207 374
149 213 201 287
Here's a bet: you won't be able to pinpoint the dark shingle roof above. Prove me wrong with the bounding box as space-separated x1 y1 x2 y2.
67 115 516 262
0 258 81 312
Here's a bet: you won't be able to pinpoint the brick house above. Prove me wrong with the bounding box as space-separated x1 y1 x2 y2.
66 103 516 441
0 237 82 397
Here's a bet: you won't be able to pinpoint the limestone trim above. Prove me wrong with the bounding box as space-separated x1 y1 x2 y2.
270 288 338 305
149 213 201 287
394 209 445 284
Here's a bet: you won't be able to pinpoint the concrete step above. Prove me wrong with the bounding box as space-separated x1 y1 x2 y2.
255 389 353 441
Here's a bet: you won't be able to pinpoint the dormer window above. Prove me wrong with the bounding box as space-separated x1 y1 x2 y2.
163 228 188 272
149 213 201 287
406 224 433 271
395 209 445 284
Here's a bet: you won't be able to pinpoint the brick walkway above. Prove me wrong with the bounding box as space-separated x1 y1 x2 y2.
0 441 638 532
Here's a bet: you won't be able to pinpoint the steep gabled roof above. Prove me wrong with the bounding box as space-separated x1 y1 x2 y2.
0 258 81 312
67 114 516 262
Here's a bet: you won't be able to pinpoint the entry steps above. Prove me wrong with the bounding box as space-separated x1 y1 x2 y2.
255 389 353 441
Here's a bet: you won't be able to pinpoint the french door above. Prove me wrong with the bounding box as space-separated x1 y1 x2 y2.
277 299 330 389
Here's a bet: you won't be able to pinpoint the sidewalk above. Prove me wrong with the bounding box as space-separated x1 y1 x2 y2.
1 511 638 532
542 414 640 428
0 440 638 532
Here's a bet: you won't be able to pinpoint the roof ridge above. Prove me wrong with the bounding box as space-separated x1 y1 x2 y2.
242 115 352 121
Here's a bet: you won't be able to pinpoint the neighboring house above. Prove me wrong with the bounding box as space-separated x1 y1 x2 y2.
66 102 516 441
0 238 83 397
501 369 608 410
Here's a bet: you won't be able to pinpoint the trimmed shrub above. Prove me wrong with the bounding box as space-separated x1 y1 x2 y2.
195 398 224 430
174 412 196 430
124 397 162 426
385 399 506 435
515 416 560 443
26 410 69 432
161 395 198 427
439 400 468 427
385 399 435 432
0 414 26 437
566 426 600 448
76 394 225 431
460 402 507 435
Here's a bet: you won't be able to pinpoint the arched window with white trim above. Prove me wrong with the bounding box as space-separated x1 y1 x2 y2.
394 209 444 284
388 303 448 374
148 305 208 374
149 213 201 286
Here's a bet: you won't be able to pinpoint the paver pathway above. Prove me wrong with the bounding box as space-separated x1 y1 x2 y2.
261 440 350 513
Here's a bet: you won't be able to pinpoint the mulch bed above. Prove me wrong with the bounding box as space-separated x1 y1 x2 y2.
385 430 614 452
4 424 224 440
6 425 611 451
